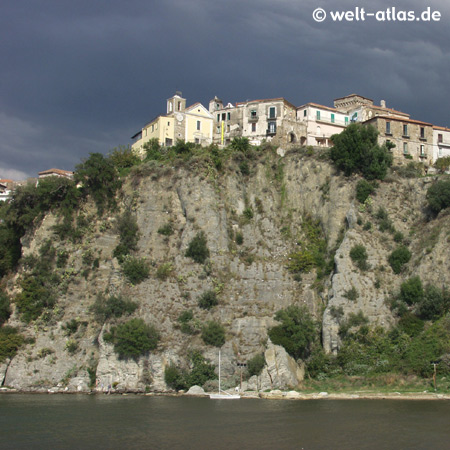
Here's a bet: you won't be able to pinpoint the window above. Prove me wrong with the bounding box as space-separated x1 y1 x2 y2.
403 142 408 154
268 121 276 134
216 126 220 133
251 123 256 132
303 109 307 117
222 113 226 121
386 121 391 134
197 121 201 131
331 113 335 123
227 112 231 121
169 102 173 112
216 103 220 110
151 124 154 132
167 121 170 126
420 144 425 156
251 110 257 118
195 138 200 144
345 117 349 125
217 114 220 122
403 124 408 136
177 101 181 111
438 133 443 143
420 127 425 139
316 111 321 120
269 107 276 119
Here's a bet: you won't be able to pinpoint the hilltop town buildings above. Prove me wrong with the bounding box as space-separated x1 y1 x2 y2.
132 92 449 168
131 92 214 156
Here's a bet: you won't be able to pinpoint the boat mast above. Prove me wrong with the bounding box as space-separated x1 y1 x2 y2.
218 350 221 392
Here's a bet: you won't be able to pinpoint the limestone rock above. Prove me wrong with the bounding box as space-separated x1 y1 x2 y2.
186 385 206 396
257 340 304 391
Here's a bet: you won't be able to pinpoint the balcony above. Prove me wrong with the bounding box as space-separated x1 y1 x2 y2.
248 115 259 122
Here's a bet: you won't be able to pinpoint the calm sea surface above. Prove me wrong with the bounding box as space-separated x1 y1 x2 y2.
1 394 450 449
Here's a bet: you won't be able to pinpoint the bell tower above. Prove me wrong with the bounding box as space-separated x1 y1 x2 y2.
167 91 186 114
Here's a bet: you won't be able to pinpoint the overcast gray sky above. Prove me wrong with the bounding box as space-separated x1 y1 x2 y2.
1 0 449 179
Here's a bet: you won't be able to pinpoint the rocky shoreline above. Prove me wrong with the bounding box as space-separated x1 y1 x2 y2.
1 386 449 401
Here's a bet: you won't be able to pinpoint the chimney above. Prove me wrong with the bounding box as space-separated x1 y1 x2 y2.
380 100 386 108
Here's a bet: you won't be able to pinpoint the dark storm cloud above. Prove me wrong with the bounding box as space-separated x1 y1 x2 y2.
1 0 449 178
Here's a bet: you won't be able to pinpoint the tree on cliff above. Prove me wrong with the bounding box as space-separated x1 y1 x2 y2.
74 152 122 213
330 123 394 180
268 305 318 360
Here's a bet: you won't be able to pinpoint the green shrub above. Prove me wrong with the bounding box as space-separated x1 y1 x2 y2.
164 364 187 391
104 318 159 360
388 246 411 274
0 327 25 363
397 313 424 337
65 339 79 354
185 232 210 264
109 145 140 171
201 321 226 347
338 311 369 338
198 290 218 310
113 211 140 263
178 309 194 324
74 152 121 213
393 231 404 243
239 161 250 176
426 180 450 214
399 277 423 305
343 286 358 302
235 231 244 245
0 290 11 325
156 262 173 281
186 350 217 387
403 315 450 376
62 319 79 336
242 207 254 220
230 137 251 152
121 256 150 284
349 244 369 271
91 294 138 322
416 285 450 321
15 274 57 323
434 156 450 174
143 138 163 161
356 180 376 203
247 353 265 377
157 223 174 236
287 250 315 274
330 123 393 180
268 305 318 360
363 221 372 231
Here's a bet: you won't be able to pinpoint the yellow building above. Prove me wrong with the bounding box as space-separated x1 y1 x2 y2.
131 92 213 156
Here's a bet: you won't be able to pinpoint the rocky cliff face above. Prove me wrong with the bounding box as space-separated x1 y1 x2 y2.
2 150 448 392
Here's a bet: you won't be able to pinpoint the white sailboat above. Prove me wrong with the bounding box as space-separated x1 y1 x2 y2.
209 350 240 399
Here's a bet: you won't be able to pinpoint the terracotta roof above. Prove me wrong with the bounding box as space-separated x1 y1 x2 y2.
369 104 409 117
297 102 339 113
433 125 450 131
364 116 433 126
38 168 74 176
0 179 13 183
